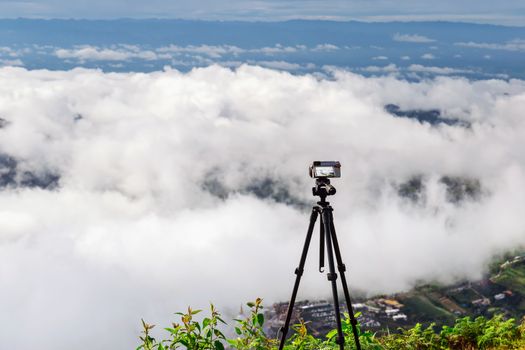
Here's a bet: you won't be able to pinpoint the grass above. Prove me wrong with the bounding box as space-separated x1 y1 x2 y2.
402 294 456 324
137 299 525 350
493 263 525 296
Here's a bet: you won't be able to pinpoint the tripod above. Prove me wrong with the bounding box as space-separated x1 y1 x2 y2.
278 178 361 350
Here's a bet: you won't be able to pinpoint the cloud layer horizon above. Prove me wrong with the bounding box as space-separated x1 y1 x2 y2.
0 65 524 349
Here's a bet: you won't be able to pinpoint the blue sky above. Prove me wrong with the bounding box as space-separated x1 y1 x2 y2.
1 0 524 25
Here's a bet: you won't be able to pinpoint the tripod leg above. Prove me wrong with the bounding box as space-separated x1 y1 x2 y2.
319 214 325 273
329 211 362 350
278 207 319 350
321 207 344 350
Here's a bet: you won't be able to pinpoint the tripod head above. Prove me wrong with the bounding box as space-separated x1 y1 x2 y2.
312 178 336 203
310 161 340 203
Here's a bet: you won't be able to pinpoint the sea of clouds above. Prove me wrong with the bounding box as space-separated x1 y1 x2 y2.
0 65 524 349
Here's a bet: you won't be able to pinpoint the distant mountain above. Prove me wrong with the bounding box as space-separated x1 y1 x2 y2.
0 19 524 78
268 254 525 337
1 19 523 46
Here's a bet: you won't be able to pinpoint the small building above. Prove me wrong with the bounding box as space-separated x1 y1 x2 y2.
380 299 404 308
385 308 400 316
494 293 506 301
352 303 366 310
393 314 407 321
472 298 491 306
364 305 381 313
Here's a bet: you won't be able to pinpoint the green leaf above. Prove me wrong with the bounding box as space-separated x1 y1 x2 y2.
204 329 212 338
214 328 225 338
235 327 242 335
257 313 264 327
164 327 178 334
326 329 338 340
214 340 225 350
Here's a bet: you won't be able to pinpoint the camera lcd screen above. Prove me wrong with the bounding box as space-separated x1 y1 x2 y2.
314 166 337 177
310 161 341 178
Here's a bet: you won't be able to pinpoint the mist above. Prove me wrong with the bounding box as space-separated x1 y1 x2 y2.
0 65 524 349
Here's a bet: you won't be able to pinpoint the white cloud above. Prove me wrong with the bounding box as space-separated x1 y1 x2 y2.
151 43 328 59
252 60 303 70
0 46 20 57
53 44 335 64
372 55 389 60
408 64 472 75
393 33 436 43
0 65 525 349
0 58 23 66
252 44 299 55
157 44 245 58
55 45 160 62
361 63 399 73
401 55 411 60
312 43 339 51
455 39 525 52
421 53 435 59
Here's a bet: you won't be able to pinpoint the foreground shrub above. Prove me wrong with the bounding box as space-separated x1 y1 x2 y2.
227 298 277 350
137 304 226 350
138 300 525 350
379 323 441 350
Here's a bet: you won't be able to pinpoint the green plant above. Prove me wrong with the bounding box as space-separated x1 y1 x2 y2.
476 315 516 349
440 316 482 349
138 300 525 350
138 319 158 350
325 312 382 350
380 322 443 350
439 315 518 349
285 319 322 350
138 304 227 350
227 298 277 350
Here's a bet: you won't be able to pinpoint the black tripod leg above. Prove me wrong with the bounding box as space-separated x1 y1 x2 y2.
278 207 319 350
319 214 325 273
329 211 362 350
321 207 344 350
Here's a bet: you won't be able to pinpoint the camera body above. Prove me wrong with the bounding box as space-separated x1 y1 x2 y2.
310 161 340 199
309 161 341 178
